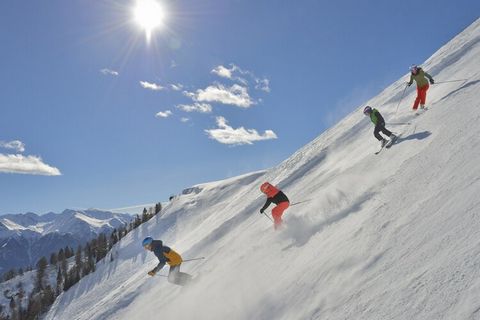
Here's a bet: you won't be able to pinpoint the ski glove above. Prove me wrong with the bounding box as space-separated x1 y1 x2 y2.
260 209 265 214
407 82 412 87
148 270 157 276
429 78 434 84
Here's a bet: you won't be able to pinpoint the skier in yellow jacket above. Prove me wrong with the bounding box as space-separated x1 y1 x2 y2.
142 237 192 286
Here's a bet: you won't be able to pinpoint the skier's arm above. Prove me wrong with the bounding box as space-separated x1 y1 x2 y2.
407 74 413 86
424 72 434 84
151 262 165 273
260 198 273 213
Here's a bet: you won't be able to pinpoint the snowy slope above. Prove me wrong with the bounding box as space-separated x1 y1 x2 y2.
46 19 480 320
0 264 63 313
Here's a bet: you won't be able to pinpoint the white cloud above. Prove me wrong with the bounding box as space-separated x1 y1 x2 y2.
176 103 212 113
155 110 173 118
0 154 61 176
180 117 190 123
205 116 277 145
183 91 196 99
235 76 249 86
255 78 270 93
170 84 184 91
211 64 270 92
100 68 119 76
140 81 164 91
211 65 233 79
186 84 254 108
0 140 25 153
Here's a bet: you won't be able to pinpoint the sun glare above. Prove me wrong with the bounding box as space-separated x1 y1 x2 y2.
133 0 166 42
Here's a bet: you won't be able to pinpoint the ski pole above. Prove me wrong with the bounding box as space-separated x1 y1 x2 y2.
387 122 411 126
182 257 206 262
262 212 274 222
290 199 312 206
395 84 408 115
434 79 469 84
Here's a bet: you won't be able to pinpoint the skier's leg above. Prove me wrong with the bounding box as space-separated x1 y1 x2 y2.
413 87 421 110
168 265 192 286
176 270 193 286
271 201 290 229
373 126 384 141
378 123 392 137
168 265 179 284
419 84 429 106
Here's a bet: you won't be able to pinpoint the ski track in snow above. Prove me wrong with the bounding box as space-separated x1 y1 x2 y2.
44 19 480 320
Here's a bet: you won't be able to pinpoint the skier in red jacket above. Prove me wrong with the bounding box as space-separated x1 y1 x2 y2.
259 182 290 230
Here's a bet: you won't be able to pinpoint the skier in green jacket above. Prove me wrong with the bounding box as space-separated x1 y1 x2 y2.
407 65 434 112
363 106 397 148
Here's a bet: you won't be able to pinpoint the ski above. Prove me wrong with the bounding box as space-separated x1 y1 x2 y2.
375 134 400 154
385 135 399 148
374 145 385 155
415 107 429 116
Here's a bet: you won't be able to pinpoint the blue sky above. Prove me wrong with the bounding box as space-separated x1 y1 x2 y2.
0 0 478 215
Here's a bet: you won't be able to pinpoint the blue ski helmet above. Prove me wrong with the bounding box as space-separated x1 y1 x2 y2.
142 237 153 247
363 106 372 115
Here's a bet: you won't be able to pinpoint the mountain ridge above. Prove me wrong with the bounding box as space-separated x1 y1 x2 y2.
0 209 133 274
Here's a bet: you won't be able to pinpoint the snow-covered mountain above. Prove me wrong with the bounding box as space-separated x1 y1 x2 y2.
45 19 480 320
0 209 132 274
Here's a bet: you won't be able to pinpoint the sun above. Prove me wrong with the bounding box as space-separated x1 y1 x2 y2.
133 0 166 42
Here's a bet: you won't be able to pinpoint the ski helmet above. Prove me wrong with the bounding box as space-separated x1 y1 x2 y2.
410 65 418 73
363 106 372 115
260 182 271 194
142 237 153 247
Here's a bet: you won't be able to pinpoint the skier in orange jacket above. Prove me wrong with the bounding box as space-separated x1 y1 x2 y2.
259 182 290 229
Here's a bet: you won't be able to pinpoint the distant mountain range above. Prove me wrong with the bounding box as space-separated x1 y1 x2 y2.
0 209 132 275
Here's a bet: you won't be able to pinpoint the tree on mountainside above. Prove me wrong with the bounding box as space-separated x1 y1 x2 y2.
64 246 74 259
110 229 119 247
26 292 41 320
34 257 48 293
155 202 162 214
83 242 95 276
75 245 83 276
3 269 17 282
96 233 108 262
56 267 63 295
9 297 16 320
50 252 58 267
142 208 150 223
40 285 55 313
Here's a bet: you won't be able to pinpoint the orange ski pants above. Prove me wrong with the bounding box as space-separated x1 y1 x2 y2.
413 84 429 110
272 201 290 228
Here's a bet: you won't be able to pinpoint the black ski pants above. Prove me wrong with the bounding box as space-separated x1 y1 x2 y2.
374 122 392 141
